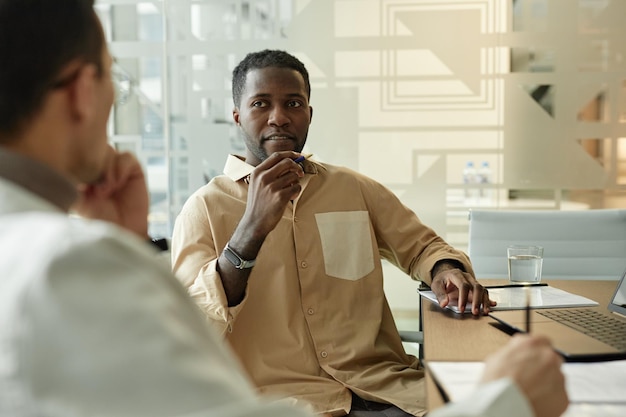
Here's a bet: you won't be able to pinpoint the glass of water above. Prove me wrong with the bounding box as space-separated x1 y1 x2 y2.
507 245 544 283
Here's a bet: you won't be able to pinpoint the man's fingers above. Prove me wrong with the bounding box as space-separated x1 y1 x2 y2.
430 279 451 307
431 268 497 315
482 289 492 314
257 151 301 170
467 283 486 315
456 282 472 313
252 155 304 190
513 333 553 350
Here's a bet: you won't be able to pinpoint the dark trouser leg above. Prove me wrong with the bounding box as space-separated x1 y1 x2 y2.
346 392 416 417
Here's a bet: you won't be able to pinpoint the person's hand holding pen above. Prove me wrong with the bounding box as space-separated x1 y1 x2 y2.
480 334 568 417
238 151 305 239
217 151 305 306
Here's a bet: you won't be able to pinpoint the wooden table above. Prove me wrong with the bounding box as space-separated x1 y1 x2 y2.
421 279 618 411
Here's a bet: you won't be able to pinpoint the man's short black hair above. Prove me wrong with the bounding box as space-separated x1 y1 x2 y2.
231 49 311 107
0 0 103 140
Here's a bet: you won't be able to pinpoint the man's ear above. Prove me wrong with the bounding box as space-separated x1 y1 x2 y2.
233 107 240 125
69 63 98 123
309 106 313 123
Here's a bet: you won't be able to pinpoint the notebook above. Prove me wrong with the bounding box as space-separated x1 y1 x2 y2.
489 271 626 361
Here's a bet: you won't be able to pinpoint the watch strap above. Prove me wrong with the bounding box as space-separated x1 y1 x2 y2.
223 243 256 269
150 238 169 252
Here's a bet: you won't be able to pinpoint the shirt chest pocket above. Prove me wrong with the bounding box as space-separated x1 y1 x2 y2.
314 211 375 281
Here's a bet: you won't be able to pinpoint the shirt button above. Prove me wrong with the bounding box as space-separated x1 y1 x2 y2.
300 261 308 268
320 351 328 358
307 308 314 315
294 217 299 223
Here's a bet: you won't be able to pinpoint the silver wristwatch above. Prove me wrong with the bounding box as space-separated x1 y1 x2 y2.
223 243 256 269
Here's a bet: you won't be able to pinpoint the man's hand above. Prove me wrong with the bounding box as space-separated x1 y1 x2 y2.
234 151 304 250
431 262 495 315
217 151 304 306
73 147 149 239
480 334 568 417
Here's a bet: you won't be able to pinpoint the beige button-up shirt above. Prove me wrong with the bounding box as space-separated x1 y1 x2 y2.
172 155 474 416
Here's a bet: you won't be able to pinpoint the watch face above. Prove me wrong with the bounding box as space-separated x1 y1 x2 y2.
224 246 242 267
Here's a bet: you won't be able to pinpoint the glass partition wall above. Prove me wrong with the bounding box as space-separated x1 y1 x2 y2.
96 0 626 307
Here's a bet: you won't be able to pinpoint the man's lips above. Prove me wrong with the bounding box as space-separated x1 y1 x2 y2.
263 133 295 141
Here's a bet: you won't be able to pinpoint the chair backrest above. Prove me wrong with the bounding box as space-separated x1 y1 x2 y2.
467 209 626 280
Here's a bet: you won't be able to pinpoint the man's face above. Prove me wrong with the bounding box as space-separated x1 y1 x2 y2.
233 67 312 167
71 40 115 184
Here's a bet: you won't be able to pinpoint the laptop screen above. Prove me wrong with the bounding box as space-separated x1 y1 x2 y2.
609 271 626 315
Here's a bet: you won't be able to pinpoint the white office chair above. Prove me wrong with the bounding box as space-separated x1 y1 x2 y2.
468 209 626 280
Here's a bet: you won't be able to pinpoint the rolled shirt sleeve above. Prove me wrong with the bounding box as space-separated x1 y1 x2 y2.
171 203 246 335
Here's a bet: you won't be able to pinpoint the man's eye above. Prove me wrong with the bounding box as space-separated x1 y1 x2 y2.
287 101 302 108
252 101 266 107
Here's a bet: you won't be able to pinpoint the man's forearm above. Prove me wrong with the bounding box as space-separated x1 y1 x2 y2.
217 224 266 306
216 253 253 306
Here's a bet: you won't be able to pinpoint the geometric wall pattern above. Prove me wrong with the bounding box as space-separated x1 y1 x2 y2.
96 0 626 253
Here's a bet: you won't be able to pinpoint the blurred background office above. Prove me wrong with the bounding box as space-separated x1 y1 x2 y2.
96 0 626 312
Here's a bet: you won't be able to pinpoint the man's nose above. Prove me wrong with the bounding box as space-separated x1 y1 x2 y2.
268 106 290 126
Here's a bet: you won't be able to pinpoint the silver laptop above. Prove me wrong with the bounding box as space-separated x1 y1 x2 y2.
489 271 626 361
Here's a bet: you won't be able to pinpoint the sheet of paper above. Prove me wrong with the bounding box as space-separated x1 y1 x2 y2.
426 360 626 416
563 360 626 403
562 404 626 417
419 286 598 314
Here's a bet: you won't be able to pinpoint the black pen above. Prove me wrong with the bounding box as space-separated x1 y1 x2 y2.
484 283 548 289
525 288 531 333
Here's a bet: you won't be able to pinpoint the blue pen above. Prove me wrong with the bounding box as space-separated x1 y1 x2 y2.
293 155 306 163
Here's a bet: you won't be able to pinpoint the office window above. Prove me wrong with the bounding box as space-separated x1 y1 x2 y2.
96 0 626 251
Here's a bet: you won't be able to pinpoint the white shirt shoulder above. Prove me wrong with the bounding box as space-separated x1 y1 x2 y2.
0 212 310 417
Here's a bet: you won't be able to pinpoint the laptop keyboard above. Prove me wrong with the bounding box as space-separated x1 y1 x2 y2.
537 309 626 351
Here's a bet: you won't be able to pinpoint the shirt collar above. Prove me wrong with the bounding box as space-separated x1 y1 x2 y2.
223 154 323 182
0 148 77 212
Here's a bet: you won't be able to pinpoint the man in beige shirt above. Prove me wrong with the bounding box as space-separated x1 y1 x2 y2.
171 49 495 417
0 3 567 417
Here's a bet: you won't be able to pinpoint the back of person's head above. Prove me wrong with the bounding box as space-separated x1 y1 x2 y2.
231 49 310 107
0 0 104 141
